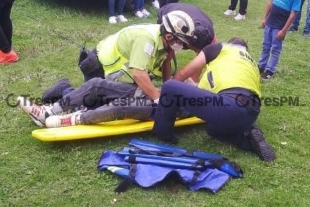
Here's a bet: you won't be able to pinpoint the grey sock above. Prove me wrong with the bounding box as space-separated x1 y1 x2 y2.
75 114 82 125
79 113 85 125
51 102 63 114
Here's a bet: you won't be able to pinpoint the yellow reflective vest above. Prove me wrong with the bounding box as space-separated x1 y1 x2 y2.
96 24 166 83
198 44 261 98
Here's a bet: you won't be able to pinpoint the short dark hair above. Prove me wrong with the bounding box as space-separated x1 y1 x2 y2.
160 24 168 36
228 37 248 50
190 25 213 50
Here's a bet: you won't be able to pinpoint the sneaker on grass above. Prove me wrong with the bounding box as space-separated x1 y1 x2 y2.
224 9 236 16
117 15 128 22
234 13 245 21
0 50 19 64
261 70 274 80
17 96 54 127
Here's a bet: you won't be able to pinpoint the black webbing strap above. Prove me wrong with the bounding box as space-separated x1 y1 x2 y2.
228 161 244 177
191 170 202 184
185 150 194 157
114 164 137 193
129 164 138 179
209 159 224 169
127 156 136 163
195 159 205 166
114 178 133 193
129 148 182 157
129 148 216 165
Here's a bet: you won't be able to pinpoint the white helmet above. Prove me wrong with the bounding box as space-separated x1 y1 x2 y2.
162 10 195 44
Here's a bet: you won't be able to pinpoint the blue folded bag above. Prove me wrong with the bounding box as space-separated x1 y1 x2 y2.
98 139 243 194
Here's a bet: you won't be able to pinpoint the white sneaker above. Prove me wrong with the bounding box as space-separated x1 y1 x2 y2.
152 0 160 9
117 15 128 23
109 16 117 24
234 13 246 21
45 111 82 128
17 96 53 127
142 9 151 17
224 9 236 16
135 11 146 18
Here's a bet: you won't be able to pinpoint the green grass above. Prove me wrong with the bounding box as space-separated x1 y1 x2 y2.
1 0 310 206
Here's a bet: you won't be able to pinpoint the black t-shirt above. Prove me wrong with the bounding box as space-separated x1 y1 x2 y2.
157 3 215 39
201 43 222 63
266 4 291 29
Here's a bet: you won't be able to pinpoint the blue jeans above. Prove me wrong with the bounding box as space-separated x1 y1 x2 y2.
258 25 283 74
291 0 305 28
304 0 310 32
152 80 260 150
108 0 126 16
134 0 144 12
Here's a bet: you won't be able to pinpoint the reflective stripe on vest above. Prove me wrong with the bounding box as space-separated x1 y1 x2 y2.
198 44 261 98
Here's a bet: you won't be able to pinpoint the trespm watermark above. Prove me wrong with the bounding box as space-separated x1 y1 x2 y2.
5 94 151 108
4 93 305 108
255 96 302 107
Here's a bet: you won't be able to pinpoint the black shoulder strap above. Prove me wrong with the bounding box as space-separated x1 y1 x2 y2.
114 164 137 193
114 178 133 193
191 170 202 184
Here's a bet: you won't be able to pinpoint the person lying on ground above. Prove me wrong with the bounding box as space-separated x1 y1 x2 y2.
17 79 196 127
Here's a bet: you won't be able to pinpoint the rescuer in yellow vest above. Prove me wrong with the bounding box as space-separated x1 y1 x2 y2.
152 37 276 162
42 10 198 105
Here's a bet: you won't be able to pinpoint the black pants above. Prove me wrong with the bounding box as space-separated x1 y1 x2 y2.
0 1 14 53
228 0 248 15
159 0 179 8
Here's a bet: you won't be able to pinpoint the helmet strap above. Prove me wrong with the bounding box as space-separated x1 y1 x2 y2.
164 14 176 34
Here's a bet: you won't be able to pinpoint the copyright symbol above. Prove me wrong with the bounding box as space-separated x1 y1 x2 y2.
5 93 19 107
235 94 249 108
159 93 174 107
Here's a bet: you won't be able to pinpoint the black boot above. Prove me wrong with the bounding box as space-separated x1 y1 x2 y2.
42 78 71 104
248 125 276 162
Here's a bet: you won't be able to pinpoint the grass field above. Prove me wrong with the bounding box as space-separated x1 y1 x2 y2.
1 0 310 206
